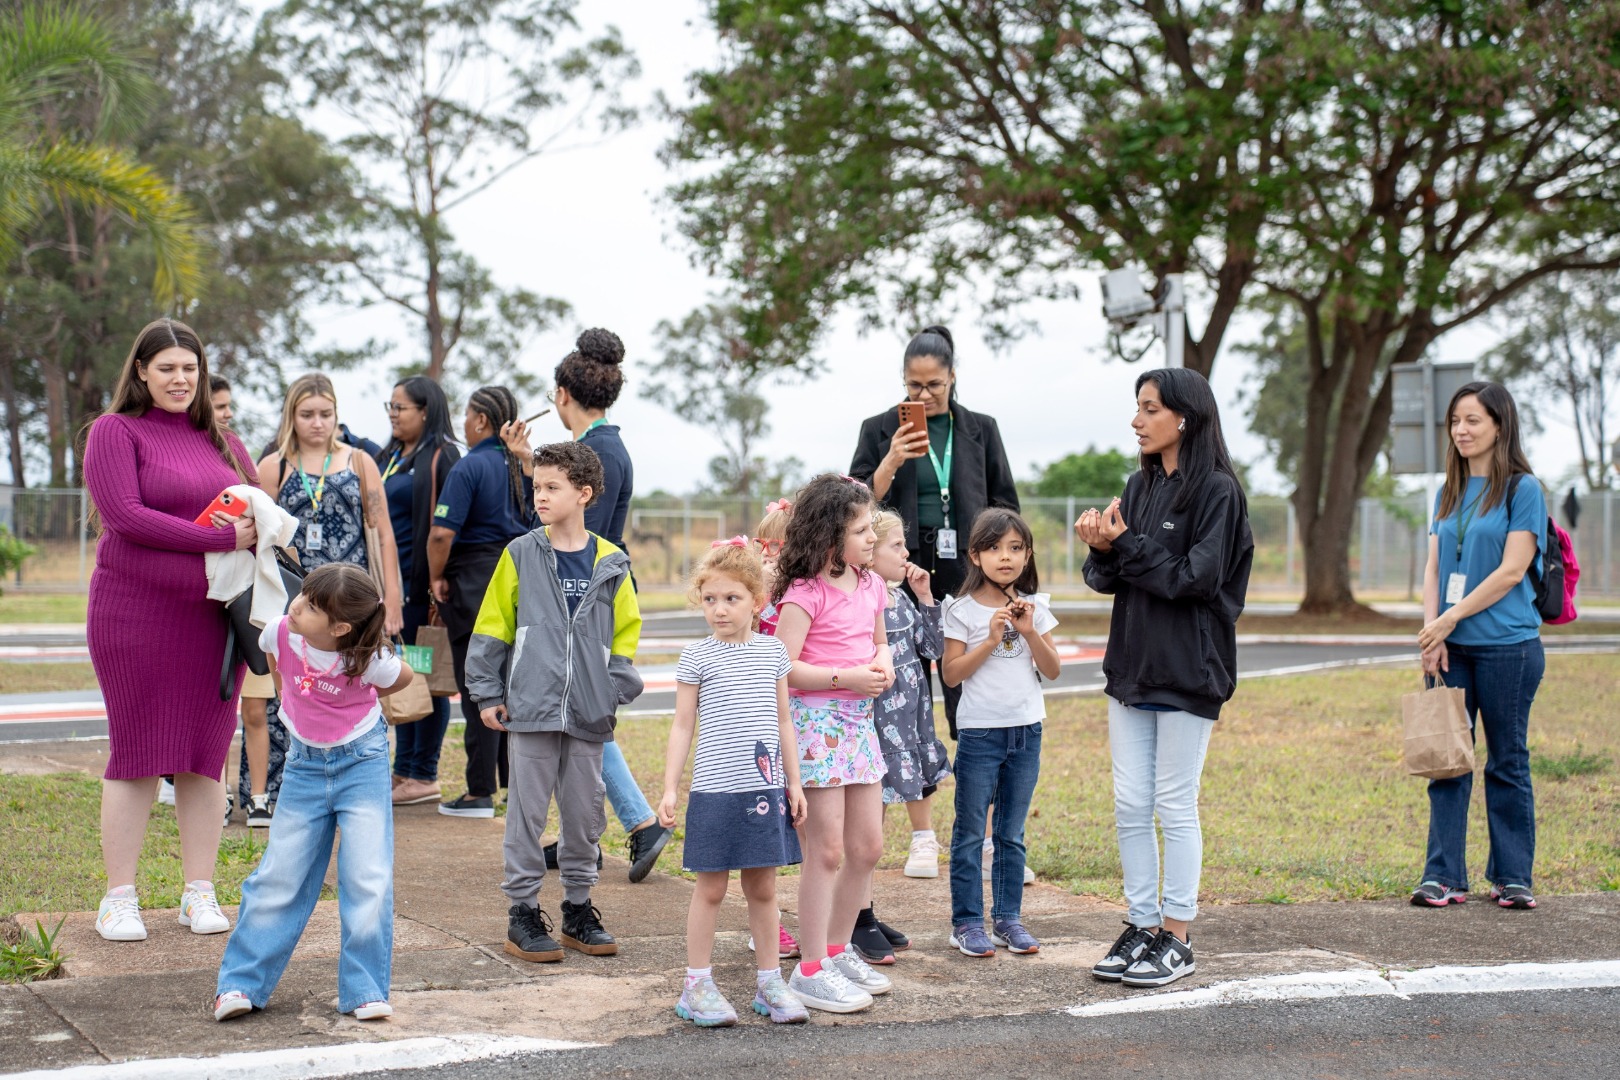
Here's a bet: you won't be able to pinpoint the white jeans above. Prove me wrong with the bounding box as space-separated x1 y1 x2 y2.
1108 697 1215 927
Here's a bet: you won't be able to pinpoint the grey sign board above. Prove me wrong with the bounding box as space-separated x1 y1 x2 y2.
1389 361 1476 473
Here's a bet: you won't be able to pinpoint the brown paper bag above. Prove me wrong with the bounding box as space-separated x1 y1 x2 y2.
1402 676 1474 779
415 617 459 697
381 668 433 725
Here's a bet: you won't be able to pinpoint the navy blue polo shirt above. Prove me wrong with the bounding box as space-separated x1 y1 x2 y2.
433 437 534 545
579 422 632 550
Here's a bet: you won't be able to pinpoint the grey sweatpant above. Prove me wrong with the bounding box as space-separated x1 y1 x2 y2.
502 730 607 907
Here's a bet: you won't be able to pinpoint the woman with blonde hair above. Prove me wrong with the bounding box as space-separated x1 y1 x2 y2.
83 318 258 942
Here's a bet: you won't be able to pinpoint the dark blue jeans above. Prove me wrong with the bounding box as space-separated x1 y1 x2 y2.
391 599 452 782
949 722 1042 926
1424 638 1544 891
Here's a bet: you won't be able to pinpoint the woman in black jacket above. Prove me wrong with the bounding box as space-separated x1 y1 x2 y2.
377 376 461 805
849 325 1019 736
1077 367 1253 991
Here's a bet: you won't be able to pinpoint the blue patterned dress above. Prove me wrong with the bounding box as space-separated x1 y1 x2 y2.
877 589 952 804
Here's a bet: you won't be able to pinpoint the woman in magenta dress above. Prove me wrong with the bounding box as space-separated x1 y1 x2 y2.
82 318 259 943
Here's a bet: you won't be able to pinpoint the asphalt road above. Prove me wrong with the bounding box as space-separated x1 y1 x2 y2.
341 987 1620 1079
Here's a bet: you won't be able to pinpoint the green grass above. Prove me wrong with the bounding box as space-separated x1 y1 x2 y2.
614 653 1620 904
0 662 99 695
0 593 88 624
1532 746 1610 780
0 917 66 983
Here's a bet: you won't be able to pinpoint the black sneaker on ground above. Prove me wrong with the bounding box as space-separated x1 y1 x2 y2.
506 903 563 963
245 796 273 829
560 900 618 955
1091 922 1157 982
1410 881 1467 907
543 841 603 871
1120 930 1195 988
1493 883 1537 909
874 908 910 952
851 907 895 965
438 793 495 818
625 823 671 883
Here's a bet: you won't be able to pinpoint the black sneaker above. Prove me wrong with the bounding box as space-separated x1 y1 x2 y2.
851 906 895 965
1121 930 1195 988
1493 883 1537 910
543 840 604 871
560 900 618 955
1410 881 1467 907
1092 922 1157 982
874 907 910 952
245 795 273 829
505 903 563 963
625 823 671 883
438 793 495 818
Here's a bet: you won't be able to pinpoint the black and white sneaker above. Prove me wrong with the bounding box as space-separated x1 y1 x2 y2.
438 793 495 818
1410 881 1467 907
1120 930 1195 988
1092 922 1158 982
626 823 671 883
245 795 273 829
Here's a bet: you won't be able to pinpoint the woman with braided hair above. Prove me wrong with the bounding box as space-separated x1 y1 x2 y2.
427 385 536 816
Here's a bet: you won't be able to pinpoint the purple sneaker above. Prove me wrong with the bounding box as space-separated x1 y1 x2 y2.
949 923 995 957
751 972 809 1023
991 919 1040 954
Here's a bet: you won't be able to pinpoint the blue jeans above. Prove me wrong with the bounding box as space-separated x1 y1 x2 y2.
1424 638 1544 891
949 723 1042 926
216 720 394 1013
392 600 451 781
1108 699 1214 927
602 740 654 833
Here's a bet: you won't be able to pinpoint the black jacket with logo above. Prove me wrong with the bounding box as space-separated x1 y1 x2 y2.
1082 466 1254 720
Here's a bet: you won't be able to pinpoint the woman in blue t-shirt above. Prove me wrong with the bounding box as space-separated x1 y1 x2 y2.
1414 381 1546 912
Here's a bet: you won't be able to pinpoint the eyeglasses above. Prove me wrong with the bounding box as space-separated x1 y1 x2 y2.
383 402 421 416
752 537 783 557
904 380 951 398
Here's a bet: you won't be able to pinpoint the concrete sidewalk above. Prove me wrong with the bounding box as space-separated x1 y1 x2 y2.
6 738 1620 1075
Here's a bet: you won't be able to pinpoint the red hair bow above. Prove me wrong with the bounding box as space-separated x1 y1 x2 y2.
711 535 750 549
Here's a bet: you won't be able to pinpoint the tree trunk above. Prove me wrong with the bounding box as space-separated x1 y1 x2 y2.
0 349 25 489
43 356 68 488
1297 492 1361 614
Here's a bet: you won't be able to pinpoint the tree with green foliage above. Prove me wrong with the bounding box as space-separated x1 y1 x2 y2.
1028 447 1136 501
666 1 1620 613
265 0 639 387
1486 272 1617 492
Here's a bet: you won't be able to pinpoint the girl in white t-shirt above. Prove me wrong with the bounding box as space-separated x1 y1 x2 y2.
940 509 1060 959
214 564 414 1024
658 540 808 1027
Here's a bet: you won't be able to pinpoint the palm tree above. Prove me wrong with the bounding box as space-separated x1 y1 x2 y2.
0 2 199 302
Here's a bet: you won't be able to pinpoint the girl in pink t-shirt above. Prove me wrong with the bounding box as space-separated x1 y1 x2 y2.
770 474 894 1013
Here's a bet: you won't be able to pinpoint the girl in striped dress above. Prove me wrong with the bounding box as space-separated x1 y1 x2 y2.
657 541 809 1027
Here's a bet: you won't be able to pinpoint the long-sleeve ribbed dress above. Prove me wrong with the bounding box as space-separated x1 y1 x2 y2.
84 407 256 780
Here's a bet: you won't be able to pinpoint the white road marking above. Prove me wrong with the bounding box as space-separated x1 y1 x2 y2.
1067 960 1620 1016
2 1034 596 1080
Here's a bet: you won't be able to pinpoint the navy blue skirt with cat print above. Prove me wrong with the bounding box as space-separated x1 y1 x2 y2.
681 788 802 873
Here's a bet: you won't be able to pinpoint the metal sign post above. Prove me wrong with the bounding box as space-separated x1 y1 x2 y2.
1389 359 1475 524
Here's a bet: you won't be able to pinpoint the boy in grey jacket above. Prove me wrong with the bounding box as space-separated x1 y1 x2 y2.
466 441 643 962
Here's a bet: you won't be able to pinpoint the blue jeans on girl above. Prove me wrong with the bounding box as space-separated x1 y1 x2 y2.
392 599 451 782
1424 638 1545 891
1108 700 1215 927
216 720 394 1013
949 723 1042 927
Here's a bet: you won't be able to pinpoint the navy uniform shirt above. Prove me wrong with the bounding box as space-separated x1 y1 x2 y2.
434 437 534 546
579 423 633 552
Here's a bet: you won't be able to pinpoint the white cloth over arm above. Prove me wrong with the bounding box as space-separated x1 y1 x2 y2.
204 484 300 628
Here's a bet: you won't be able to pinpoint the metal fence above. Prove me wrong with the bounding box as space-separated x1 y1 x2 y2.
5 486 1616 599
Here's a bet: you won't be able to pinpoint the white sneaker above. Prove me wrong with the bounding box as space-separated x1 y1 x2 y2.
157 779 176 806
1024 864 1036 885
213 991 252 1021
829 945 892 995
352 1001 393 1020
96 888 147 941
179 881 230 935
788 965 873 1013
904 834 940 878
981 841 1036 884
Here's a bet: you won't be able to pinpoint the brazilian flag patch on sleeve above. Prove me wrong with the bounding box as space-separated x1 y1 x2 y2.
434 503 450 517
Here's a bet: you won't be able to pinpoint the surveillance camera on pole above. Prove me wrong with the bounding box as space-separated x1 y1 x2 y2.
1100 268 1185 368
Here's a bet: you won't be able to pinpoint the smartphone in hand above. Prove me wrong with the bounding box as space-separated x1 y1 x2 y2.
194 489 244 526
897 401 929 449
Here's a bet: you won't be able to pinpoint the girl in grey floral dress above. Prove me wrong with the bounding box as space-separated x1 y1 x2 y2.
850 511 952 964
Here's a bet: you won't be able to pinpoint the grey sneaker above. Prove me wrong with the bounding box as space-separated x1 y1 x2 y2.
990 919 1040 954
1410 880 1467 907
949 923 995 958
439 793 496 818
675 976 737 1027
829 944 892 995
1092 922 1156 981
788 964 873 1013
752 972 810 1023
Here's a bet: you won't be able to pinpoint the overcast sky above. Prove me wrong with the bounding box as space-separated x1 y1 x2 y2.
284 1 1568 499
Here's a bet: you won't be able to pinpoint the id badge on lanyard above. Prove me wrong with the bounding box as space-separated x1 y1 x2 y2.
305 521 324 554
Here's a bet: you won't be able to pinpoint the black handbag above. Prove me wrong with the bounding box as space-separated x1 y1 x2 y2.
219 545 305 701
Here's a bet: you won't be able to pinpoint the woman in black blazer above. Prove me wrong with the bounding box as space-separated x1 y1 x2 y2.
849 325 1020 734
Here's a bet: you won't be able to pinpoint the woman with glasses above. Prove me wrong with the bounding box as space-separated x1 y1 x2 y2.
849 325 1020 739
376 378 462 806
494 329 673 882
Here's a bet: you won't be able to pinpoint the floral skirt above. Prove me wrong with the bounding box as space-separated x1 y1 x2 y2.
789 695 885 789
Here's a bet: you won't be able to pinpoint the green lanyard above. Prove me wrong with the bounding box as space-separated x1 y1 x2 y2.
926 413 954 525
297 452 333 513
1454 486 1485 560
579 418 608 440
